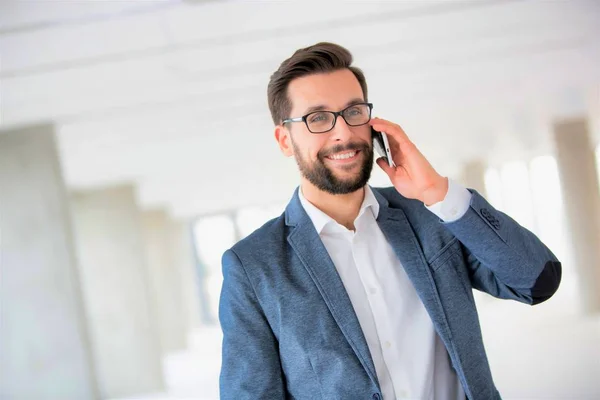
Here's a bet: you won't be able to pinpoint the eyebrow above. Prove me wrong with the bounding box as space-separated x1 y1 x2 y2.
303 98 365 115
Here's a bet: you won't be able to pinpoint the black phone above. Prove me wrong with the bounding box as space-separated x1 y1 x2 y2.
371 127 396 167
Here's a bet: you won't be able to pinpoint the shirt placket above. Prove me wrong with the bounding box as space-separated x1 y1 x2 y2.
351 225 399 400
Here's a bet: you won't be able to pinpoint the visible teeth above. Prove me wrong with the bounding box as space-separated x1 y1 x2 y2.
330 151 357 160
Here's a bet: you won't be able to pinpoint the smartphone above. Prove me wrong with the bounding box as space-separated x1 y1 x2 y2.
371 127 396 168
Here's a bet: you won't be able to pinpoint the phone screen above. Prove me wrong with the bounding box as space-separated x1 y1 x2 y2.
371 127 395 167
371 127 384 154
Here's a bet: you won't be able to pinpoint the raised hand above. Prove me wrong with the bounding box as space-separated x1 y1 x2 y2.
370 117 448 206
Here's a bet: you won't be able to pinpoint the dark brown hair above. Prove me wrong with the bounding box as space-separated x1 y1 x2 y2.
267 42 368 125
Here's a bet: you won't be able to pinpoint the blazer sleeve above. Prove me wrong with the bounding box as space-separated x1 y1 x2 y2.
219 249 286 399
441 189 562 305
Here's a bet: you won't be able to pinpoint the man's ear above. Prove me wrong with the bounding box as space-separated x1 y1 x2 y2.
274 125 294 157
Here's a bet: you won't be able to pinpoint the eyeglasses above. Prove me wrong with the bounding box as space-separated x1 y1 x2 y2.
282 102 373 134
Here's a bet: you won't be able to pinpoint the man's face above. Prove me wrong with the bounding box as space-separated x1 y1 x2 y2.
277 69 374 195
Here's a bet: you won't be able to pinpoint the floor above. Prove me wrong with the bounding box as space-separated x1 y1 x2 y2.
113 292 600 400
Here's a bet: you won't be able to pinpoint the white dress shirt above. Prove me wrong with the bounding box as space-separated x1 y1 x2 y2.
298 179 471 400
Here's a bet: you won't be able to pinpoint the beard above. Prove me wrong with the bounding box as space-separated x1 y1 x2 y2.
291 138 374 195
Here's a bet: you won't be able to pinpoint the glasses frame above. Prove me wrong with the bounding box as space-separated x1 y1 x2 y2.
282 102 373 134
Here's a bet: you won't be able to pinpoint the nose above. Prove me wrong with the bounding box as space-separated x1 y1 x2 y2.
329 114 354 142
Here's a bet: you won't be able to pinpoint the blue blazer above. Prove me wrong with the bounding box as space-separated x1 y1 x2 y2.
219 187 561 400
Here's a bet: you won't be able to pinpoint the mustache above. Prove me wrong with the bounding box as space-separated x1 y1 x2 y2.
319 142 371 159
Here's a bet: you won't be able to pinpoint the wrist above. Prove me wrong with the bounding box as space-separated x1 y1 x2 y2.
422 176 449 206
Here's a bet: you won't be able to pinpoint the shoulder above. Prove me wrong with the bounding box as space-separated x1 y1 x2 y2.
226 212 288 265
371 186 454 251
371 186 435 219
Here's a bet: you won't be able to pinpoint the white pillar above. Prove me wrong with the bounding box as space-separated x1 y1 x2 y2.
0 125 97 399
170 219 203 335
460 160 488 198
553 117 600 314
141 210 186 353
71 186 164 398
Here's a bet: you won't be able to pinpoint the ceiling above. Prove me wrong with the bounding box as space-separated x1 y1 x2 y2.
1 0 599 217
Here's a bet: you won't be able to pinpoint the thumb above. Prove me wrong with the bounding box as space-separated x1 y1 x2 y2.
376 157 395 177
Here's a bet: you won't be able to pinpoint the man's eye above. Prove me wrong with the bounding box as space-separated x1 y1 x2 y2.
347 107 363 115
309 113 328 123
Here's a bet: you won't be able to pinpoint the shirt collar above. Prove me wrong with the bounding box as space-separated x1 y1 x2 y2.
298 185 380 234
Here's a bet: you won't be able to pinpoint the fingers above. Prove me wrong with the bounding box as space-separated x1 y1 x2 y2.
376 157 395 177
369 117 412 147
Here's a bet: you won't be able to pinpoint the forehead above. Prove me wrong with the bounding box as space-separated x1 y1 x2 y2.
287 69 364 114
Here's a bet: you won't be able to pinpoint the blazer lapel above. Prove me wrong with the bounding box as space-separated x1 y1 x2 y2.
285 188 379 388
373 190 451 341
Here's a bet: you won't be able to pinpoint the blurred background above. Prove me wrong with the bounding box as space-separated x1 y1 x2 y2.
1 0 599 399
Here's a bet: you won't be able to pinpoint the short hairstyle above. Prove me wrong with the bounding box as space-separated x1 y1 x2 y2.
267 42 368 125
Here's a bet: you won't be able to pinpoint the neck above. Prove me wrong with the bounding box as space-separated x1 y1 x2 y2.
300 178 365 231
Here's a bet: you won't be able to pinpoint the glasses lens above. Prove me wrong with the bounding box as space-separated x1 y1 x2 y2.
343 104 371 126
306 111 335 133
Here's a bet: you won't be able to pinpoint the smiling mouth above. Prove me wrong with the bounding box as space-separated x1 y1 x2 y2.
326 150 360 161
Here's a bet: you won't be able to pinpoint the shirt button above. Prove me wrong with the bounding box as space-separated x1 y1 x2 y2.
369 287 377 295
384 341 391 348
399 389 409 398
449 207 457 216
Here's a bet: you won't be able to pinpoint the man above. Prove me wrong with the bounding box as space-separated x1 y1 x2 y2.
219 42 561 400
